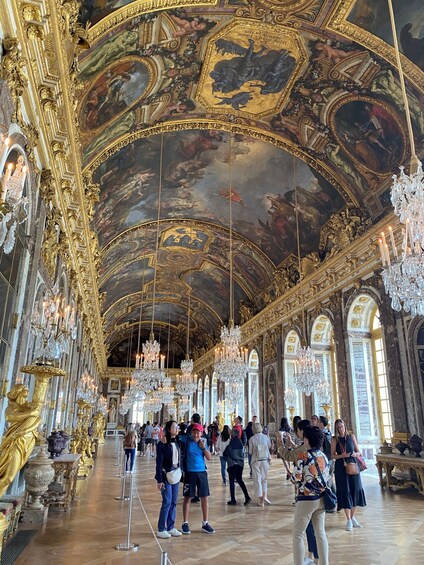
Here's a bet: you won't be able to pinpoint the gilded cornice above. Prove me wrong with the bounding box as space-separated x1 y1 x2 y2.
84 119 356 207
87 0 220 42
102 367 180 381
326 0 424 95
193 216 399 374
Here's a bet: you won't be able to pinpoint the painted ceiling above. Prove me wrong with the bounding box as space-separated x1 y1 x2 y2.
76 0 424 366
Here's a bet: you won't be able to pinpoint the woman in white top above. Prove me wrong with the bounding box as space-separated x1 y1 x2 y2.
249 422 271 506
216 425 231 486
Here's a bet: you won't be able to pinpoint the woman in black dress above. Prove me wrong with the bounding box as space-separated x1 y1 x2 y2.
331 418 366 531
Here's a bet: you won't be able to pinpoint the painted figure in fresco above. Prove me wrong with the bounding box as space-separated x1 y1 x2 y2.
79 30 138 79
400 23 424 70
313 41 363 65
335 101 402 172
216 91 253 111
370 70 424 134
325 143 365 191
83 62 148 130
170 13 207 38
210 38 295 95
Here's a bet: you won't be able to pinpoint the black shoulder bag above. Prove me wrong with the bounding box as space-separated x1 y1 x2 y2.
312 453 337 512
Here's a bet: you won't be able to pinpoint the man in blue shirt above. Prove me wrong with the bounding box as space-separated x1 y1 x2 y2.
181 423 215 535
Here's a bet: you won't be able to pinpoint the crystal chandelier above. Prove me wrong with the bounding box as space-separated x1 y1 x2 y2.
98 395 108 416
179 395 190 414
378 0 424 317
138 133 166 388
134 333 165 392
284 387 297 408
294 346 321 397
316 379 331 406
0 143 29 255
176 358 197 396
292 174 321 396
214 133 248 386
77 371 97 404
30 286 77 363
215 323 248 385
225 380 244 407
156 373 174 405
143 392 163 414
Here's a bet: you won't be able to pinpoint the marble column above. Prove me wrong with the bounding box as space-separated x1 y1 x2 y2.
331 291 353 427
378 285 409 432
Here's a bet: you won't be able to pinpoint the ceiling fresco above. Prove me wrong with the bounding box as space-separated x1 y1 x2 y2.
347 0 424 71
74 0 424 366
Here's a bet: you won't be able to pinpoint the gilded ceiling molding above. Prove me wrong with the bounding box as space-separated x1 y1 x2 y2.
193 217 399 374
85 119 357 207
235 0 324 26
87 0 220 42
326 0 424 95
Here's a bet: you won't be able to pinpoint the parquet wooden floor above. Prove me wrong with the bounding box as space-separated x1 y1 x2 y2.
15 440 424 565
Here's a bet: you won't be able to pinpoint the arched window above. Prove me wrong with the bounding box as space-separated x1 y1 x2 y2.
204 375 210 424
370 307 392 443
197 377 203 416
283 330 303 417
311 315 338 422
211 373 218 421
248 350 259 420
347 295 393 450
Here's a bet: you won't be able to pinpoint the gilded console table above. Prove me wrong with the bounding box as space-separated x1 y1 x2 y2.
42 454 81 510
376 454 424 496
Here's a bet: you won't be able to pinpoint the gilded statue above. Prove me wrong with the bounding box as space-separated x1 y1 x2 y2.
0 385 41 497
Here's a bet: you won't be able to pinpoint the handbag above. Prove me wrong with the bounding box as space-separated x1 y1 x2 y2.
166 467 182 485
344 461 359 475
312 454 337 511
338 439 359 475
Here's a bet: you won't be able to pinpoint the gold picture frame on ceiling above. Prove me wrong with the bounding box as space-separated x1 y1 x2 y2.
196 18 309 119
78 55 157 140
326 0 424 95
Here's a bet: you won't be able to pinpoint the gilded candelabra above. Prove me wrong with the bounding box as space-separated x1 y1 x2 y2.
92 412 105 445
70 399 93 477
0 364 65 553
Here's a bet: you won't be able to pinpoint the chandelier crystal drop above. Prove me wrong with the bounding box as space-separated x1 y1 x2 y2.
214 322 248 385
294 346 321 396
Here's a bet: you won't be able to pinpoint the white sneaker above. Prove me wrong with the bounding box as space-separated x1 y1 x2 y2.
157 531 171 539
168 528 182 537
264 498 271 505
352 517 362 528
304 558 315 565
346 519 353 531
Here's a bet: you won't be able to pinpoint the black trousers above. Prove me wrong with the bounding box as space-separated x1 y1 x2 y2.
228 465 250 502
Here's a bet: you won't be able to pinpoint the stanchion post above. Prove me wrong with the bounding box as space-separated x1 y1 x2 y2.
114 434 120 466
116 444 125 478
115 472 139 551
161 551 168 564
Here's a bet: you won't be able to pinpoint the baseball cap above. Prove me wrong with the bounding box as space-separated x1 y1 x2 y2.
191 423 203 432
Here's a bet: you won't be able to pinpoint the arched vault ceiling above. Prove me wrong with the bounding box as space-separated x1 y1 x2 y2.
76 0 424 367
